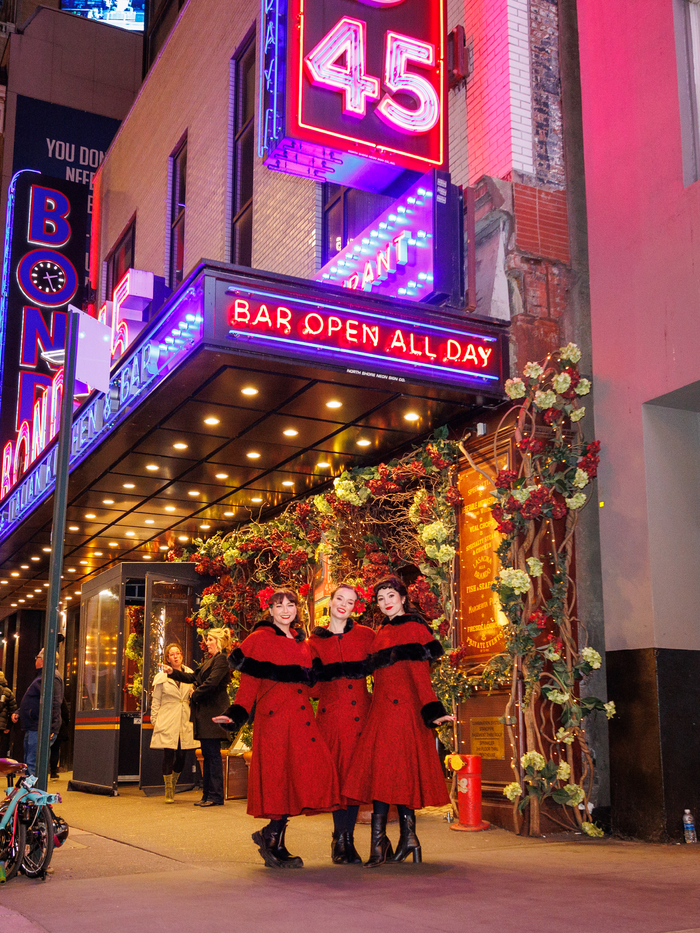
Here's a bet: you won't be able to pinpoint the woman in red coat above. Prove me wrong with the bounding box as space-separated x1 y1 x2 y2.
343 576 454 867
309 584 374 864
213 589 339 869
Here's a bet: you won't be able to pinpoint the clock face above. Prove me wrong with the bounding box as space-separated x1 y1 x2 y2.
30 260 66 294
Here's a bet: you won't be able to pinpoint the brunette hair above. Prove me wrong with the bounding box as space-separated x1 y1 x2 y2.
373 575 410 610
268 588 299 607
330 583 358 600
164 643 183 664
205 627 233 653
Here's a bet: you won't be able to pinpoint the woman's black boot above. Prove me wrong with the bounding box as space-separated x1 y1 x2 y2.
332 832 347 863
364 813 394 867
275 824 303 868
392 811 422 863
252 825 288 868
341 831 362 864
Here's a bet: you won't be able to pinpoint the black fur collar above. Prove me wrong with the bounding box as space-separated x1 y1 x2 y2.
311 619 355 638
230 646 312 685
253 618 305 642
380 612 433 633
367 638 444 673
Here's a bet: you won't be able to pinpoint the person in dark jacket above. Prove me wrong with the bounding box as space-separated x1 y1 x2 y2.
165 628 231 807
0 669 17 759
11 649 63 775
343 576 454 867
309 584 374 864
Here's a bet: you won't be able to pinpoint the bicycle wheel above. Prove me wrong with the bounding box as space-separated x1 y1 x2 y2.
21 805 54 878
0 815 26 881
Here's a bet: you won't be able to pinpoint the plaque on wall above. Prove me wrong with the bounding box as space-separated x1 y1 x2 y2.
470 717 505 760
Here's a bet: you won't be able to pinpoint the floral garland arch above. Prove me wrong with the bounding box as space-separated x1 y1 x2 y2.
168 342 611 836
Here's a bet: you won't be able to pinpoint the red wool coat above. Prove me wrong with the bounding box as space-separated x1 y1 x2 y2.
309 621 375 807
227 621 340 820
342 614 450 809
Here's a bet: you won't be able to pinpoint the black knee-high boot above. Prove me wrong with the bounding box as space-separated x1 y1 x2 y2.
341 805 361 864
392 806 422 863
332 810 348 863
364 802 394 868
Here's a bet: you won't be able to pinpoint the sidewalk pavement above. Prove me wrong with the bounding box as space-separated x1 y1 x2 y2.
2 773 700 933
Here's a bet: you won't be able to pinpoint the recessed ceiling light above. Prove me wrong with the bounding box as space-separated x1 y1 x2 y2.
20 565 29 569
173 443 188 450
164 506 176 512
317 461 330 468
74 590 80 595
125 532 135 537
103 498 115 505
18 599 25 603
0 581 7 585
67 568 76 573
204 417 220 426
241 386 258 396
159 545 169 551
108 542 118 547
224 511 235 517
282 481 294 487
143 555 152 560
42 547 52 553
10 603 16 607
65 596 72 600
326 400 342 409
246 451 261 459
146 464 159 471
123 483 135 489
144 519 154 524
10 572 19 577
68 526 79 532
94 552 103 557
30 556 40 562
357 439 371 447
200 524 211 530
251 497 263 503
188 490 200 497
43 583 49 588
34 588 41 593
283 428 299 437
404 412 420 422
79 560 88 565
215 473 228 480
26 594 34 598
178 536 188 542
85 513 97 520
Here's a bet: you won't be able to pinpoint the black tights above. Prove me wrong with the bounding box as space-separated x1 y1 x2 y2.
162 744 185 776
332 805 360 835
266 816 289 835
373 800 414 820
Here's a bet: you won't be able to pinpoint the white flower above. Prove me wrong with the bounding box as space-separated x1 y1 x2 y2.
420 520 448 544
503 782 522 801
575 378 591 396
534 390 557 410
523 362 544 379
582 821 605 837
437 544 456 564
543 645 561 662
547 689 570 705
499 568 531 594
604 700 616 720
573 468 589 489
581 646 602 669
314 495 334 515
553 372 572 395
334 474 370 506
556 727 575 745
560 343 582 363
556 761 571 781
569 406 586 423
505 378 527 399
512 487 531 504
565 492 587 510
521 751 546 771
526 557 543 577
564 783 585 807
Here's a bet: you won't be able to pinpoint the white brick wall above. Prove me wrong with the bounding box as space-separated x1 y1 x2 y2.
508 0 534 175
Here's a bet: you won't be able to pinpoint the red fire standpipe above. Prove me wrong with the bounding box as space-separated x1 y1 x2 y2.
450 754 490 832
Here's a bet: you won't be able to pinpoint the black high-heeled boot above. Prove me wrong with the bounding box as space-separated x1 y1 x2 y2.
332 832 347 864
276 824 303 868
364 813 394 868
392 811 422 863
341 831 362 864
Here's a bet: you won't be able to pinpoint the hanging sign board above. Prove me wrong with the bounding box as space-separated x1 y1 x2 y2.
259 0 446 193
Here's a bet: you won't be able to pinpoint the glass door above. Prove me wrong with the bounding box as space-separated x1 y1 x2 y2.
139 573 196 793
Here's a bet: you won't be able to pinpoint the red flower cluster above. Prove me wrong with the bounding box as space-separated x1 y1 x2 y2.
194 555 226 577
521 486 550 520
449 645 472 668
279 548 309 575
257 585 276 609
426 445 450 469
543 408 562 425
299 583 310 598
245 535 269 552
578 441 600 479
445 486 462 507
495 469 518 489
392 461 427 483
492 505 516 535
547 634 564 652
166 547 184 561
408 576 441 620
529 609 549 629
437 618 450 638
550 492 567 520
518 438 544 454
367 464 401 495
306 526 322 544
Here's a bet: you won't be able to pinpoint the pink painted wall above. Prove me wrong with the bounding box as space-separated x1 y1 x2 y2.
578 1 700 650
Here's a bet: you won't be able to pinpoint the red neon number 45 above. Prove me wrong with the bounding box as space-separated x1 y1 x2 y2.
304 17 440 134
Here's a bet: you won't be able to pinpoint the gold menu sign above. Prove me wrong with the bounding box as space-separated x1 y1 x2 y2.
470 717 506 760
458 463 506 662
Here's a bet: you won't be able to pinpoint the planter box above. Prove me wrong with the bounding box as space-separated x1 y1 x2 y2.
195 749 249 800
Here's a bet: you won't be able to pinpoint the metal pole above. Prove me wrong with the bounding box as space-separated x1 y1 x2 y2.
35 308 79 789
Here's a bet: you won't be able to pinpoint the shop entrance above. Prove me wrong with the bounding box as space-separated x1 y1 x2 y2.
70 562 202 795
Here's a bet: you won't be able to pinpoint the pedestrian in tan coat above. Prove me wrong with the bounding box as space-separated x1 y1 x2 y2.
150 643 199 802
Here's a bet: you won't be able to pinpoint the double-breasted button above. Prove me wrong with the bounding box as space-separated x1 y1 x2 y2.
393 699 399 704
300 705 306 710
269 710 274 715
297 689 303 694
351 700 356 706
347 684 353 689
311 737 316 742
354 716 360 722
321 707 326 713
306 721 311 726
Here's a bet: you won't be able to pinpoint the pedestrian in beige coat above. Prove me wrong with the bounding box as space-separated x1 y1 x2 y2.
151 643 199 802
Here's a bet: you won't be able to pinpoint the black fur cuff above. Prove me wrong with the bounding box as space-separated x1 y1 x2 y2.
221 703 250 732
421 701 447 728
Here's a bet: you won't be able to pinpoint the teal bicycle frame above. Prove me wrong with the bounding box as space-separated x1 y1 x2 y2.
0 769 61 882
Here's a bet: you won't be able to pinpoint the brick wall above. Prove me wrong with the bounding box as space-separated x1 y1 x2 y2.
513 183 570 262
530 0 566 188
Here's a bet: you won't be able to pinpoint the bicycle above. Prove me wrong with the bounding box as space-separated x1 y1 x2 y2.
0 758 65 881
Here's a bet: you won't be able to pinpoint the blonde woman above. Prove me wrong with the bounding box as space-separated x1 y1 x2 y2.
165 628 231 807
150 643 200 803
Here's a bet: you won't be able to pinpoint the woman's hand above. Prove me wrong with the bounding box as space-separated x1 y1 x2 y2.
162 664 173 675
212 715 233 724
433 715 456 725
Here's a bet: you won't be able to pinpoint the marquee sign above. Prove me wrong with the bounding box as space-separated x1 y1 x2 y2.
0 170 88 499
316 170 462 304
259 0 446 192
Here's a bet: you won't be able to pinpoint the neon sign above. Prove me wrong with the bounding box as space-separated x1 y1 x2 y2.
259 0 446 193
315 170 462 303
0 171 88 499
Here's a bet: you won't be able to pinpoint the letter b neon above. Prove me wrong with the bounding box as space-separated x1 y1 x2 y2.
28 185 72 247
